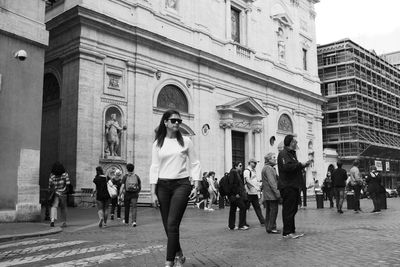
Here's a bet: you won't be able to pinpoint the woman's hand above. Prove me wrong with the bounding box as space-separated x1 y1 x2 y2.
151 193 159 208
189 187 198 199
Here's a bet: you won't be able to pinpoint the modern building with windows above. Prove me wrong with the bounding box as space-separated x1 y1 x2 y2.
43 0 324 202
318 39 400 188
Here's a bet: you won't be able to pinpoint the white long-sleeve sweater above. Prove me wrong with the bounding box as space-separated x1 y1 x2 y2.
149 136 201 184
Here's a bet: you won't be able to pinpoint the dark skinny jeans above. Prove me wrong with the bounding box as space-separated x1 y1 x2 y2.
228 196 247 229
156 178 192 262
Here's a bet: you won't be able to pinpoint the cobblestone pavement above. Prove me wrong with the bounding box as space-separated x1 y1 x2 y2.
1 198 400 267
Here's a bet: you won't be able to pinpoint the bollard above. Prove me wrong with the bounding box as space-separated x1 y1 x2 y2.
346 191 355 210
316 192 324 209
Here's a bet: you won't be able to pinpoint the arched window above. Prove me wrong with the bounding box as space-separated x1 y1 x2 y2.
43 73 60 104
157 85 188 113
278 114 293 133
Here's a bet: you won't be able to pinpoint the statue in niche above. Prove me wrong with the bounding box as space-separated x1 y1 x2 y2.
277 27 286 60
105 113 127 158
166 0 177 9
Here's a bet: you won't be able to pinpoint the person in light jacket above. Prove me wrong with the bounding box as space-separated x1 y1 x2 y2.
262 153 281 234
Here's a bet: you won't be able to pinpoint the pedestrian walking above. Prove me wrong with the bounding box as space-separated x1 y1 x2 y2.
196 172 209 210
331 161 347 214
262 153 281 234
366 165 385 213
227 162 249 230
349 160 363 212
48 161 71 228
277 134 311 239
92 166 111 228
244 159 265 225
110 169 122 220
120 163 141 227
322 171 334 208
205 171 217 211
149 109 201 267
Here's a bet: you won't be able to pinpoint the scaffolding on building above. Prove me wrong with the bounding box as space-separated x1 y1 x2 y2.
318 39 400 187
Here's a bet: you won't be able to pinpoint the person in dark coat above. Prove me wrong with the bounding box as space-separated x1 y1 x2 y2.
227 162 248 230
331 161 347 213
366 165 384 213
277 134 311 238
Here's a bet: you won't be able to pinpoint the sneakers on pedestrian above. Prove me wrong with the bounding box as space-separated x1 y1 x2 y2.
174 255 186 267
267 229 281 234
98 219 103 228
294 232 304 237
205 208 214 211
110 214 114 220
132 222 137 227
117 217 121 220
238 225 249 230
283 233 299 239
103 223 107 228
371 210 381 213
50 221 54 227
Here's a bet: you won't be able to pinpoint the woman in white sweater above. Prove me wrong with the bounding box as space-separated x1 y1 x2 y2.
149 110 201 267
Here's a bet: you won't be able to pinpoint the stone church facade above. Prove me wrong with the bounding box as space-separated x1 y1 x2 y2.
43 0 324 201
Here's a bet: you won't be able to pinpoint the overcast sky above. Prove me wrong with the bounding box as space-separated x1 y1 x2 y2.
315 0 400 55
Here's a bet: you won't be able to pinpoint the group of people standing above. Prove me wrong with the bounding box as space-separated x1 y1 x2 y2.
48 108 388 267
324 160 386 214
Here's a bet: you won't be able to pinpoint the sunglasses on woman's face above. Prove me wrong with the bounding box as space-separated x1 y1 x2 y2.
168 118 182 124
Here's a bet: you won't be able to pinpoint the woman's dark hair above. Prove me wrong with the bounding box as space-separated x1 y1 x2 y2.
208 171 215 177
126 163 134 172
51 161 66 176
155 109 184 147
96 166 104 175
232 161 242 169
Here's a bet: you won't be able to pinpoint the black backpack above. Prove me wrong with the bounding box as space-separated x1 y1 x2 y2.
219 173 230 196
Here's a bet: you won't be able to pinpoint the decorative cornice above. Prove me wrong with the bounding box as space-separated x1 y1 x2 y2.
101 97 127 106
294 110 307 117
263 101 279 111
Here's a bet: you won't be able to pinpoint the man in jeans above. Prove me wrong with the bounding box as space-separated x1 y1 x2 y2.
277 135 311 239
244 158 265 225
349 160 363 212
331 161 347 213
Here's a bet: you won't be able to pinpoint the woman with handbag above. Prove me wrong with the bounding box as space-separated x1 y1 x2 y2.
93 166 111 228
49 162 71 228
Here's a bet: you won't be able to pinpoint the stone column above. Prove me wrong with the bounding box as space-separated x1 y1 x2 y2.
225 0 231 40
251 119 263 177
248 129 254 159
220 121 233 172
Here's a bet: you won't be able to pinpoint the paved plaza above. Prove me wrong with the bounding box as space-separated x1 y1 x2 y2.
1 198 400 267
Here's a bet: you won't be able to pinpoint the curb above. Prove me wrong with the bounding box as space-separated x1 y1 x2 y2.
0 227 62 243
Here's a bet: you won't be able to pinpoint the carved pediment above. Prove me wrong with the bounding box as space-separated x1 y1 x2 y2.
217 97 268 118
271 4 293 29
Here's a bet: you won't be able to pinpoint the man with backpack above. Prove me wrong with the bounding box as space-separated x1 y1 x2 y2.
120 163 141 227
243 158 265 225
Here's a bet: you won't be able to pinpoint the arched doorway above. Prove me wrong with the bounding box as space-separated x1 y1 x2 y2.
39 73 61 191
